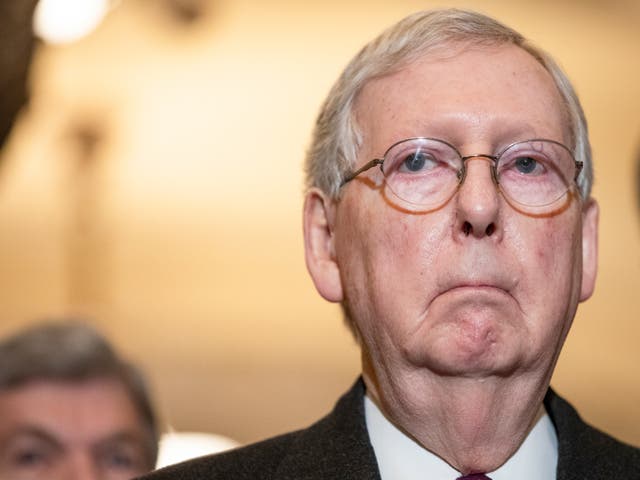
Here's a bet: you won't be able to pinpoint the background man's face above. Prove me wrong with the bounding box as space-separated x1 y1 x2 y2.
0 378 152 480
328 44 598 393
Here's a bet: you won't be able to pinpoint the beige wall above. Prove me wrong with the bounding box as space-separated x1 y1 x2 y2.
0 0 639 446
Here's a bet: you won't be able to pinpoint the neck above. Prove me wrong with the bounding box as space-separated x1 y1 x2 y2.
362 359 551 474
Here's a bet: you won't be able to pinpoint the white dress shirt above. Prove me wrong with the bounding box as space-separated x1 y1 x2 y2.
365 394 558 480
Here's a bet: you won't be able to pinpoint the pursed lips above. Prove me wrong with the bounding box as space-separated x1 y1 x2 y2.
437 275 518 299
423 280 521 320
446 284 508 294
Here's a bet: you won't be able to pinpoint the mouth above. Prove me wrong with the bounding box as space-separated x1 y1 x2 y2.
434 285 515 311
427 275 523 322
436 275 517 302
444 284 510 294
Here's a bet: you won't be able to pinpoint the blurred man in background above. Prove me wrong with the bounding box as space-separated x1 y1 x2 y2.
1 6 161 477
0 321 159 479
1 6 161 476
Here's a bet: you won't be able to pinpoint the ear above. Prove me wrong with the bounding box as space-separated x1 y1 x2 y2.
303 188 343 302
579 198 599 302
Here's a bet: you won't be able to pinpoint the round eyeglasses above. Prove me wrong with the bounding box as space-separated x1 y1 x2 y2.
341 137 583 211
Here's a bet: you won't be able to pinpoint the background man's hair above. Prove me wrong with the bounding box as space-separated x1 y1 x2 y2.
0 320 159 468
304 8 592 201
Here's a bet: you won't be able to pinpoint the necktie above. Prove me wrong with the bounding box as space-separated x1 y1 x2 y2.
457 475 491 480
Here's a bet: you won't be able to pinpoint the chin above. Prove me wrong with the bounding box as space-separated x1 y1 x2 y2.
406 328 523 378
409 299 528 375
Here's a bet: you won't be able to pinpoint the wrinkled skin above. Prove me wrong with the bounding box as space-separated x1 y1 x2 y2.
304 44 598 473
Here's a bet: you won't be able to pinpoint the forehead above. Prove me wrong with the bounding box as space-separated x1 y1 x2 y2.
0 378 145 444
354 44 569 153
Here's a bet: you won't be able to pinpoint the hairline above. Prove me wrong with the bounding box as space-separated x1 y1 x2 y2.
305 13 592 201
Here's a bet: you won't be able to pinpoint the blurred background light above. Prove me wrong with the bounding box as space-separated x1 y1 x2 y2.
155 431 239 469
33 0 114 44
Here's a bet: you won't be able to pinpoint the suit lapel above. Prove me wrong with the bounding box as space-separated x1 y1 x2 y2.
545 388 639 480
273 378 381 480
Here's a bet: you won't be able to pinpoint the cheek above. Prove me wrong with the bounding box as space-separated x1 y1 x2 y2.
342 208 451 322
508 214 582 320
508 216 578 273
373 212 451 288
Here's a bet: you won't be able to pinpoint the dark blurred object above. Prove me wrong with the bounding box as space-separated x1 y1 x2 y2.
164 0 207 25
141 0 211 27
0 0 39 150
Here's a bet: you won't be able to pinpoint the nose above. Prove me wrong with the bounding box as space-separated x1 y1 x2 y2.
66 453 100 480
455 156 500 239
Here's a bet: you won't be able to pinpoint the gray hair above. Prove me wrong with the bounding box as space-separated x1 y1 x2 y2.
304 8 592 200
0 321 159 469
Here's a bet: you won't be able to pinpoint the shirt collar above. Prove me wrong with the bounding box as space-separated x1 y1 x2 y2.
364 394 558 480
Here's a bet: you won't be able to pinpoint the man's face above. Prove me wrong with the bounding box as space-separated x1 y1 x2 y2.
0 378 153 480
305 44 598 395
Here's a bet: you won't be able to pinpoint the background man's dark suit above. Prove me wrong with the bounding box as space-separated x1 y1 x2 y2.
142 379 640 480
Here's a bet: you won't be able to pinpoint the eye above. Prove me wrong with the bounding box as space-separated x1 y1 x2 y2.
14 449 48 467
103 451 135 469
97 443 147 474
513 156 541 175
403 151 429 171
7 445 53 472
395 149 440 174
499 152 551 178
383 139 461 186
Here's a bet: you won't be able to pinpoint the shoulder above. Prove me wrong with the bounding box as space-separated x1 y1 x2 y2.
139 431 301 480
545 388 640 478
137 378 375 480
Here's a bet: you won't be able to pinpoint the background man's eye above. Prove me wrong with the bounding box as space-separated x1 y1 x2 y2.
105 452 134 468
13 450 48 467
514 156 538 174
99 448 145 472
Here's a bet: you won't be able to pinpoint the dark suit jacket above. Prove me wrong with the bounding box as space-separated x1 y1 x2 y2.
141 378 640 479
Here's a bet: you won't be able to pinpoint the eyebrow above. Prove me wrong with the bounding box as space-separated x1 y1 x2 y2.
0 425 65 452
409 118 548 150
1 428 143 449
93 430 146 447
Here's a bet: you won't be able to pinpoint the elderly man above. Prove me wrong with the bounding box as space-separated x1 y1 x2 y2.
142 8 640 479
0 322 159 479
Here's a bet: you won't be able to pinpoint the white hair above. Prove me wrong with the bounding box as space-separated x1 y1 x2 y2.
305 8 592 200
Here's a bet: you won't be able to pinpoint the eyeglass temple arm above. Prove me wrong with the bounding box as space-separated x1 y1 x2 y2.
341 159 384 186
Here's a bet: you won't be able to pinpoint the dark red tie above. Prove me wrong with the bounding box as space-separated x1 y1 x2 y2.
457 475 491 480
